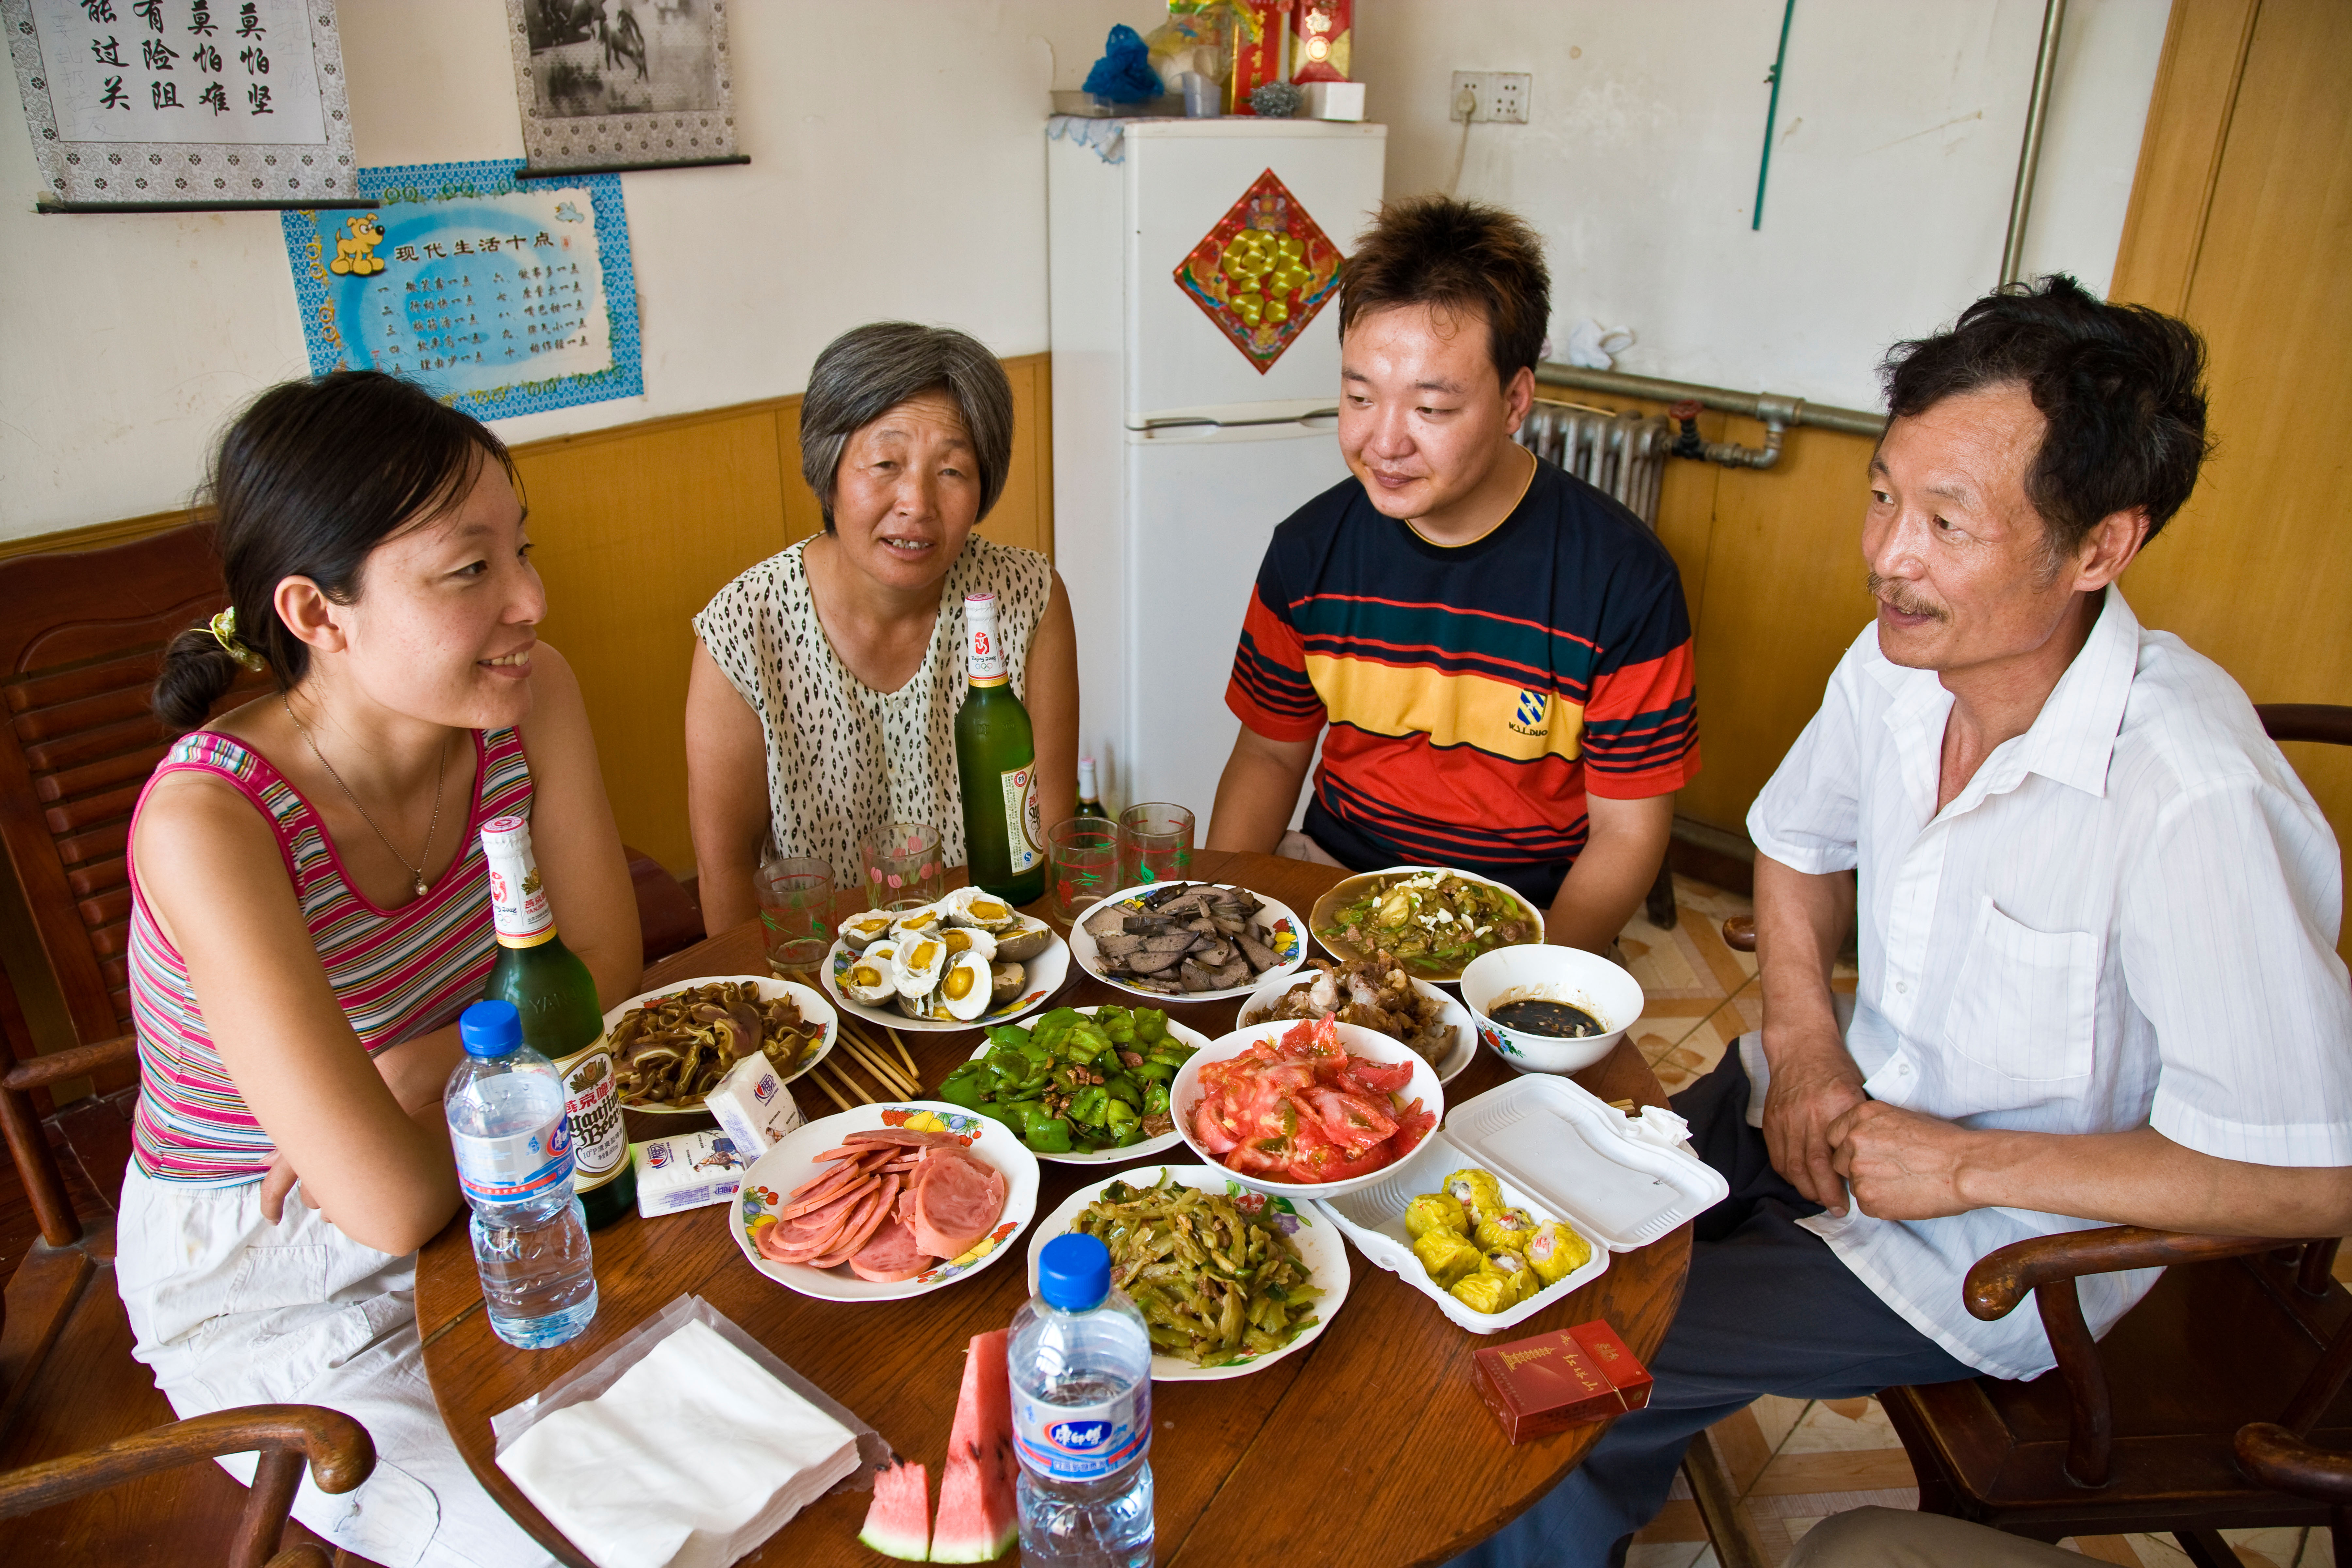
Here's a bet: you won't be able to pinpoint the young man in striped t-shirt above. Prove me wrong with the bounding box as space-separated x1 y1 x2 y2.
1206 195 1699 950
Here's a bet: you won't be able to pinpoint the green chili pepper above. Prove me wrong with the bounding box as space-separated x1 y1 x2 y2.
1144 1080 1169 1118
1102 1073 1141 1109
1068 1086 1109 1126
1022 1112 1074 1154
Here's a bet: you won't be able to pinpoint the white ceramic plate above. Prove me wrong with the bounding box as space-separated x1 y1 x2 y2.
1307 866 1549 985
1235 968 1478 1086
1023 1163 1349 1381
959 1005 1212 1165
820 927 1070 1034
602 975 838 1116
729 1100 1040 1302
1173 1019 1446 1201
1067 883 1306 1003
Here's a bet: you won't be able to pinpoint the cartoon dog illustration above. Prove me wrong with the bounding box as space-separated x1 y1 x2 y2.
328 213 386 277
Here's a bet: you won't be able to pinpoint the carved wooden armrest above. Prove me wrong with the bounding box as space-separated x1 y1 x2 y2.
0 1404 373 1568
2256 703 2352 747
2 1032 138 1091
1722 917 1756 953
2238 1420 2352 1504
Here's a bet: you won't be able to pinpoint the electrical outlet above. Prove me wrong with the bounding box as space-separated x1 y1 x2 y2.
1449 71 1532 124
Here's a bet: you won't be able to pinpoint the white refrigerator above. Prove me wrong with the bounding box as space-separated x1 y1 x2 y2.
1049 117 1386 824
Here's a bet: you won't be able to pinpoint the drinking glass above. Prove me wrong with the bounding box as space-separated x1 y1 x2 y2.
1117 803 1195 888
1047 818 1121 924
859 822 945 912
756 856 834 978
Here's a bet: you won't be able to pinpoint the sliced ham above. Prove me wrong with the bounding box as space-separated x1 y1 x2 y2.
843 1129 961 1149
911 1148 1006 1260
847 1216 932 1283
779 1168 876 1221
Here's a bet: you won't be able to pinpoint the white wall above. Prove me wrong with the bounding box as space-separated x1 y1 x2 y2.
1 0 2166 541
0 0 1154 541
1354 0 2167 413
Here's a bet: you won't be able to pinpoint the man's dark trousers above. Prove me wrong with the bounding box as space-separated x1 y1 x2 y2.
1446 1051 1979 1568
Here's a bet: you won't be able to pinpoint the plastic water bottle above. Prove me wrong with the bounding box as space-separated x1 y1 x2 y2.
1008 1232 1153 1568
446 999 597 1349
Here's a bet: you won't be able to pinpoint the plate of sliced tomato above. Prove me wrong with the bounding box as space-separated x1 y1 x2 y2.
1172 1015 1443 1200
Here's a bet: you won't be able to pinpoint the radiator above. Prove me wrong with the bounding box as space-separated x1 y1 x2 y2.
1515 400 1672 529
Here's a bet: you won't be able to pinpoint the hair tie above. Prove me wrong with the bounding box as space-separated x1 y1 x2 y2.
208 608 267 673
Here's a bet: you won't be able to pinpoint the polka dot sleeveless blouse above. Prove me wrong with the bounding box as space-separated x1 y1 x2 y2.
694 534 1052 880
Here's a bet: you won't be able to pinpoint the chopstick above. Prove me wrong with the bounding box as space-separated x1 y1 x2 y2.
809 1065 855 1113
819 1059 874 1105
884 1026 921 1083
838 1029 921 1098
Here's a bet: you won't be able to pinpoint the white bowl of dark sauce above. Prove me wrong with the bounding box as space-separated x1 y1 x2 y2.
1458 945 1645 1075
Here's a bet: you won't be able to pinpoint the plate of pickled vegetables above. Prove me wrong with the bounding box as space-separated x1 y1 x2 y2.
933 1005 1209 1164
1309 867 1545 984
1025 1165 1348 1380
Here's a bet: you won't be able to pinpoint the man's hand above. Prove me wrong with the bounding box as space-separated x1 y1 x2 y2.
259 1148 323 1224
1761 1026 1869 1215
1826 1100 1978 1221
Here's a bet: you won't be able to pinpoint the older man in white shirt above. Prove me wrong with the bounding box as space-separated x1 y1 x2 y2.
1454 276 2352 1568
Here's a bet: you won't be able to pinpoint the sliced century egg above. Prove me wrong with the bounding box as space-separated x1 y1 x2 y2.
838 909 896 951
939 949 994 1021
891 934 947 999
944 886 1021 933
938 924 999 962
843 939 900 1005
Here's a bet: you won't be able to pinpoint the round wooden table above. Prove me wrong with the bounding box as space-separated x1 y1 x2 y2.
415 850 1692 1566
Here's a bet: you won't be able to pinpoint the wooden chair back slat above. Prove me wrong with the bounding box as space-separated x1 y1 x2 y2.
38 746 178 804
42 782 149 840
14 690 165 754
3 650 181 715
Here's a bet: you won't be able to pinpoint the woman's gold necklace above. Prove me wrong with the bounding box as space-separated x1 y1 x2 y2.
282 695 451 899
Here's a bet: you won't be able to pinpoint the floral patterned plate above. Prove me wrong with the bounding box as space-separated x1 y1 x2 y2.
730 1101 1040 1303
1022 1163 1351 1381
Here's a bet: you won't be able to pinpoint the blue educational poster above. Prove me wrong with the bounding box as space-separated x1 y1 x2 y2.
280 158 642 420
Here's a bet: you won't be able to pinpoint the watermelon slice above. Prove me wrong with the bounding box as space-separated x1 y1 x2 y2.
859 1459 931 1561
930 1329 1019 1562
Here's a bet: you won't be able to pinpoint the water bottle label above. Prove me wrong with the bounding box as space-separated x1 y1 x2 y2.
452 1112 574 1206
555 1043 627 1189
1012 1383 1148 1482
998 765 1041 874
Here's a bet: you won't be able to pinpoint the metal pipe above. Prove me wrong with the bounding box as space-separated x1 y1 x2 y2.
1535 361 1884 438
2000 0 2067 287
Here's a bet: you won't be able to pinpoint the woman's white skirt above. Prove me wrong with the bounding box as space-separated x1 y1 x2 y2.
115 1162 559 1568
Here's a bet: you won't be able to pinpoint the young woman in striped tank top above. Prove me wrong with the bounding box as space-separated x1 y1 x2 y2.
119 371 638 1568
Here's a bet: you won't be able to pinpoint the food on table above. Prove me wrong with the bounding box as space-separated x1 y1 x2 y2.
844 940 902 1006
1320 870 1537 974
858 1460 931 1561
835 889 1052 1021
1403 1191 1468 1242
607 981 823 1108
747 1129 1006 1280
1526 1221 1592 1285
932 1327 1019 1563
934 1006 1194 1154
1405 1166 1595 1315
1489 997 1610 1038
1246 950 1457 1067
839 909 897 951
1188 1016 1436 1184
1413 1227 1484 1289
943 884 1022 935
1474 1206 1537 1253
1082 882 1287 994
1065 1172 1323 1366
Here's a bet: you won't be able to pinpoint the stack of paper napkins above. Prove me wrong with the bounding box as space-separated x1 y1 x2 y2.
498 1317 862 1568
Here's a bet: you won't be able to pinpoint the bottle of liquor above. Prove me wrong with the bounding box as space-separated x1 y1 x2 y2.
478 815 636 1229
955 592 1046 905
1076 757 1110 821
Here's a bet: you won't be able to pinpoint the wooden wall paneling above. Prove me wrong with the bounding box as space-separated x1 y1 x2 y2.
982 354 1055 560
2106 0 2263 317
2104 0 2352 961
772 397 825 547
513 411 791 875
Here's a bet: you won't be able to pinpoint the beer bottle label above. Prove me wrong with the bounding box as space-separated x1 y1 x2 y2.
999 763 1042 874
481 814 556 949
555 1041 628 1190
965 593 1009 687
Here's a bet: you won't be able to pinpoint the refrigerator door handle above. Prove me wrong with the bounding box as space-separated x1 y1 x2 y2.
1136 407 1343 438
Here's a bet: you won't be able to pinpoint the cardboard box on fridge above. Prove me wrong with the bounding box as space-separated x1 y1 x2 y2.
1471 1320 1655 1445
706 1050 808 1158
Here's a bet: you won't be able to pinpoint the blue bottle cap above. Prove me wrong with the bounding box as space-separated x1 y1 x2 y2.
1037 1232 1112 1312
459 999 523 1057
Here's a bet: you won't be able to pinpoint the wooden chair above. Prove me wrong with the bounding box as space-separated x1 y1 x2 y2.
0 1402 372 1568
1707 702 2352 1563
2238 1417 2352 1566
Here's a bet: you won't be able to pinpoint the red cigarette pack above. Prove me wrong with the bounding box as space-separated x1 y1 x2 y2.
1471 1320 1654 1445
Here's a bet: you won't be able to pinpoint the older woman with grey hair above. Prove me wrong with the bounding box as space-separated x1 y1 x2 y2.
686 322 1079 931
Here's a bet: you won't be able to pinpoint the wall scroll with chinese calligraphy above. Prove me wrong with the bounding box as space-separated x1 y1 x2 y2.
280 158 645 421
4 0 358 210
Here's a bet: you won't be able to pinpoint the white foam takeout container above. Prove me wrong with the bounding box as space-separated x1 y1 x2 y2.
1312 1073 1729 1333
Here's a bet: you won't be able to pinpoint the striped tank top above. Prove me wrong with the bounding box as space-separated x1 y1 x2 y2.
126 727 534 1185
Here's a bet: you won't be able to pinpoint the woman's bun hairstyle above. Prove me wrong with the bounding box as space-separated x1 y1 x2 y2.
154 370 516 733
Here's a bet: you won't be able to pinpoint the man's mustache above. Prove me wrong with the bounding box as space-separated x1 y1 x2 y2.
1866 572 1949 622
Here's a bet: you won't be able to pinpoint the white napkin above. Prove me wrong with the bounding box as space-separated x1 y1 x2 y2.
1620 1104 1693 1151
498 1317 862 1568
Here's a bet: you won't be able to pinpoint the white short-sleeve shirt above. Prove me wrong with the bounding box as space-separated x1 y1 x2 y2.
1746 585 2352 1380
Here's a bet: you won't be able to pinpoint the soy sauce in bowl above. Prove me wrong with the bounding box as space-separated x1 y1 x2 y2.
1487 998 1608 1039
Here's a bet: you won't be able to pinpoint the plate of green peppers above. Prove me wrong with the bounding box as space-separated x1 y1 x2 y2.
933 1004 1208 1163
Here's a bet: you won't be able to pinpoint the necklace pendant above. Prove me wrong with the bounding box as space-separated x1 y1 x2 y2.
414 874 429 898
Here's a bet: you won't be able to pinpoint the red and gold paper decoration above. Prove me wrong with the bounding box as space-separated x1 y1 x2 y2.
1172 168 1343 375
1291 0 1352 82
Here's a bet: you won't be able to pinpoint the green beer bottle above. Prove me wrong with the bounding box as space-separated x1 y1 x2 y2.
478 814 636 1228
954 592 1046 905
1075 756 1110 821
